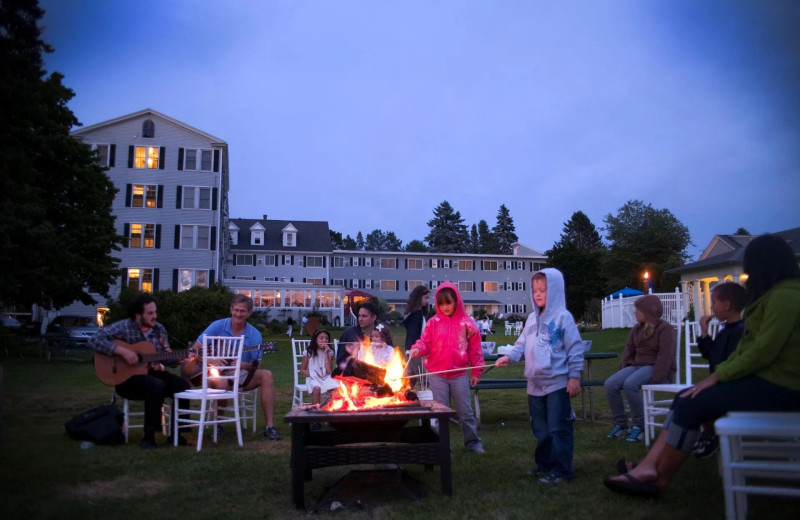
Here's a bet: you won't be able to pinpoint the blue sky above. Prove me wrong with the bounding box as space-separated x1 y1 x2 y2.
40 0 800 259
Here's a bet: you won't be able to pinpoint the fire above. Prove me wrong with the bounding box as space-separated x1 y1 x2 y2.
322 342 412 411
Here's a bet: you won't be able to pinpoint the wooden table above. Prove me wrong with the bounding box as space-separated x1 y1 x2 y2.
284 401 457 509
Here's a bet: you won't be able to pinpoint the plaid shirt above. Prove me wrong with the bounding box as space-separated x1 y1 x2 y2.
89 318 171 356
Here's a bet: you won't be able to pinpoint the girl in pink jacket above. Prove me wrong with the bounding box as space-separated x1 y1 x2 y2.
409 281 486 453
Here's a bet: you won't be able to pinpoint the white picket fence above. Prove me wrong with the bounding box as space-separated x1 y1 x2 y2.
601 288 685 329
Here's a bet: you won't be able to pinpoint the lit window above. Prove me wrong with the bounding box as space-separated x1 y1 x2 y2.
482 261 498 271
458 260 473 271
380 280 398 291
134 146 159 169
407 259 423 269
132 184 157 208
178 269 209 292
127 268 154 292
483 281 499 292
129 223 155 248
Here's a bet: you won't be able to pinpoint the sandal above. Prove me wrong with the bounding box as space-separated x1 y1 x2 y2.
616 458 637 475
604 473 660 499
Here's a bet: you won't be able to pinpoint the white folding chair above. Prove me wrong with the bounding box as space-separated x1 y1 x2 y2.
514 321 523 335
114 391 169 443
716 412 800 520
292 338 311 407
504 321 512 336
172 335 245 451
237 387 259 433
642 321 714 445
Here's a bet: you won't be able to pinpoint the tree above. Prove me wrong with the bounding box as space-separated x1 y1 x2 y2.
733 227 750 235
603 200 691 293
0 0 122 309
469 224 480 253
330 230 344 250
341 234 357 250
545 211 607 320
424 200 469 253
405 239 428 252
492 204 518 254
477 219 496 254
355 231 365 251
364 229 403 251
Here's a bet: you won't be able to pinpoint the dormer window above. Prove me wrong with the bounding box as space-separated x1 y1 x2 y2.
228 222 239 245
250 222 265 246
142 119 155 138
282 223 298 247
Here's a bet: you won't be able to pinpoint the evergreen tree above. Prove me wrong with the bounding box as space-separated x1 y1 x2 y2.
545 211 607 320
603 200 691 293
492 204 518 254
363 229 402 251
383 231 403 251
330 230 344 250
341 234 357 250
424 200 469 253
469 224 480 253
0 0 122 309
355 231 365 251
405 239 429 252
478 219 497 253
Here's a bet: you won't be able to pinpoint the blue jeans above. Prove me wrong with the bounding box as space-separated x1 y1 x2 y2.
528 388 574 480
429 374 482 449
604 365 660 429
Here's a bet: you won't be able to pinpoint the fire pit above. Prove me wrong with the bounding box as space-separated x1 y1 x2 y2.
284 401 456 509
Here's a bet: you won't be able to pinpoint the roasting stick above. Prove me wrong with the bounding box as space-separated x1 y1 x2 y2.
392 363 499 381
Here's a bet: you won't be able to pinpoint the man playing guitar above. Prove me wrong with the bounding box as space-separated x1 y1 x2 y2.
189 294 282 441
88 294 191 449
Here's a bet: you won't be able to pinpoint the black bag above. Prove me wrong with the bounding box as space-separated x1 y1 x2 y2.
65 403 124 445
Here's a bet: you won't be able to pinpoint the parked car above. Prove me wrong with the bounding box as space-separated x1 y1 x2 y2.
1 315 23 330
44 315 99 347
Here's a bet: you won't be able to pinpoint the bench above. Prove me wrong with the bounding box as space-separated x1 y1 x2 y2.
469 378 607 426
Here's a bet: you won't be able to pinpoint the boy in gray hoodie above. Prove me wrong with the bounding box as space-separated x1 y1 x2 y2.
496 268 585 483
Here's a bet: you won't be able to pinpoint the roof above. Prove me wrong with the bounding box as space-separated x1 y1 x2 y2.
71 108 227 145
230 218 332 252
667 226 800 274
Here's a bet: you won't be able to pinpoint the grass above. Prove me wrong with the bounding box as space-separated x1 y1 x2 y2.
0 328 795 520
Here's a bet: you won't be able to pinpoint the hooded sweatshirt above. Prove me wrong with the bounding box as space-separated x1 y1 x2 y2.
620 294 676 384
411 281 485 379
505 268 585 396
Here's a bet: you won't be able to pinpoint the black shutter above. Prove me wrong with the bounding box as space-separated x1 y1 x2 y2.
174 225 180 249
177 148 184 170
127 146 134 168
155 224 161 249
159 147 165 169
210 227 217 250
396 259 400 269
122 223 130 247
125 184 132 207
176 186 182 209
156 185 163 208
109 144 116 167
405 281 408 290
213 149 220 172
303 256 307 267
172 269 179 292
209 270 215 284
233 255 237 266
212 187 218 210
121 268 128 288
153 268 160 291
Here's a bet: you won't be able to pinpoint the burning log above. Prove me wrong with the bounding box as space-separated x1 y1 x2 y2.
333 358 387 386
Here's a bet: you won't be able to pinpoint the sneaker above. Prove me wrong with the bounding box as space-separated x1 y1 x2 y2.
607 425 629 439
694 437 719 459
626 426 644 442
467 444 485 454
538 473 568 485
525 468 548 478
264 426 282 441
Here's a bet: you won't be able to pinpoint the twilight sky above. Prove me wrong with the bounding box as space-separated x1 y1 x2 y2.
39 0 800 259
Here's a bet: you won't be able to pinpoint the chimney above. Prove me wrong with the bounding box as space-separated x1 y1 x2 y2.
262 214 268 220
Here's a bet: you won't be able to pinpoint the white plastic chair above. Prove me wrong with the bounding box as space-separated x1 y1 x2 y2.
642 321 715 445
292 338 311 407
504 321 512 336
237 387 259 433
513 321 523 335
118 395 168 443
172 335 245 451
716 412 800 520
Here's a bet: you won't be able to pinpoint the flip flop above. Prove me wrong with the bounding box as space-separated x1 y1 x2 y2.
616 458 637 475
603 473 660 499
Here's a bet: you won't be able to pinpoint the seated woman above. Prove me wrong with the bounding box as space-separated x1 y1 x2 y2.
604 233 800 498
604 294 676 442
299 329 339 407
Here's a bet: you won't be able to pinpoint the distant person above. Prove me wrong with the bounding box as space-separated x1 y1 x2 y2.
88 294 190 449
692 281 747 458
191 294 282 440
604 233 800 498
409 282 485 454
402 286 430 386
604 294 676 442
495 268 585 484
301 314 308 336
299 329 338 413
336 301 380 367
361 323 394 368
286 316 294 337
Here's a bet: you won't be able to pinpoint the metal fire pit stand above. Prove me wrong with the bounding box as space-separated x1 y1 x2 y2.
284 401 457 509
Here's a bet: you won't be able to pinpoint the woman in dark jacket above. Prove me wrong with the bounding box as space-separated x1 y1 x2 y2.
402 285 430 386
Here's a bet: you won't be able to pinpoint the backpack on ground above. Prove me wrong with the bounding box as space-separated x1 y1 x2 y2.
65 403 124 445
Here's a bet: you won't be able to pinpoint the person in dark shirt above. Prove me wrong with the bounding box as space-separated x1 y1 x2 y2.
693 281 747 457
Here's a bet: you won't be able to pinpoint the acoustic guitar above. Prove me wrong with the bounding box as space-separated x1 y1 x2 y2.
94 340 193 386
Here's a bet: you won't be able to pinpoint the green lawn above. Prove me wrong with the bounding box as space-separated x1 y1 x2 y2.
0 328 794 519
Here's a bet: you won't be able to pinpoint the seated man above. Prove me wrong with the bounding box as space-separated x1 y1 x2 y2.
190 294 282 441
